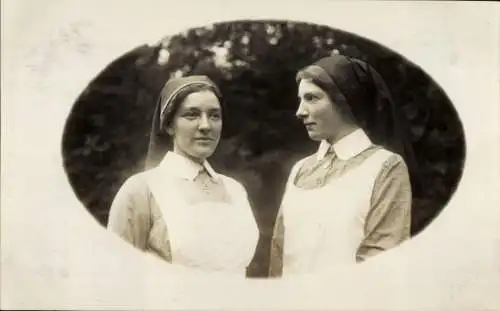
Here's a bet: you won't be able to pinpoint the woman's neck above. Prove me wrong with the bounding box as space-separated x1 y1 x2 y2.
327 124 359 145
172 148 205 165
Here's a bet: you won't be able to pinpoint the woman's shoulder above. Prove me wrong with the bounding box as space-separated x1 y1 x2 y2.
218 174 246 192
124 170 148 183
290 154 316 173
110 170 156 211
118 170 155 195
368 146 408 174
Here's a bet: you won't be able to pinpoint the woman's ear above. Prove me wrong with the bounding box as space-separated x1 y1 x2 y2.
164 122 174 136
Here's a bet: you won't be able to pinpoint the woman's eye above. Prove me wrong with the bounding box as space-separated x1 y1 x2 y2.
303 94 317 102
209 113 221 120
182 112 199 119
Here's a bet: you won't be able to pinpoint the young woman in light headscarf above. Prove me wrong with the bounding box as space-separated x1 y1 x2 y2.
270 55 415 276
108 75 259 275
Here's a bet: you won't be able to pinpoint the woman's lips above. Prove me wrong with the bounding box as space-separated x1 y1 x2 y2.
194 137 214 142
304 122 316 129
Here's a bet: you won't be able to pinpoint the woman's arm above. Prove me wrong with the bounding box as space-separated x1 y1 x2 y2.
267 160 304 277
268 211 284 277
356 154 412 262
107 174 152 251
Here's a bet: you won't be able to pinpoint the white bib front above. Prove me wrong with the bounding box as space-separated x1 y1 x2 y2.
146 168 259 275
282 149 392 275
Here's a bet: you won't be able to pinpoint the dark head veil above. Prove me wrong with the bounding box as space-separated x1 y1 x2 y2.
296 54 420 191
145 75 222 170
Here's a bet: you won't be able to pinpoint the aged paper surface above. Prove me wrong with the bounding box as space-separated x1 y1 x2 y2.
2 0 499 309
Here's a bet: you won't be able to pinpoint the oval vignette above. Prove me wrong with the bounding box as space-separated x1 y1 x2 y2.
61 20 466 277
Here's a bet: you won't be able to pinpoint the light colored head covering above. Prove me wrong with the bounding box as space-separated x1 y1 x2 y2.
145 75 222 169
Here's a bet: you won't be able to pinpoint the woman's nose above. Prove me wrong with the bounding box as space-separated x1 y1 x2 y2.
295 102 308 119
198 114 211 130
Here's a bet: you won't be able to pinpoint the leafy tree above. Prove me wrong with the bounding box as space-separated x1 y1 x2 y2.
62 20 465 277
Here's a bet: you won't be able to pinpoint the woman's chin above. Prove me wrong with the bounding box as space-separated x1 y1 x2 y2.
307 132 324 141
190 147 216 160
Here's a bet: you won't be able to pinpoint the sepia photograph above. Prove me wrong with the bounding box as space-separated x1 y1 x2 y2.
63 20 464 277
2 1 499 310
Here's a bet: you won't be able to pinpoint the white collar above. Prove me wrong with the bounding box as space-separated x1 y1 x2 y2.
158 151 219 181
317 129 373 161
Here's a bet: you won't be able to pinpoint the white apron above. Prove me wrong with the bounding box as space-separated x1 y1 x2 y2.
145 168 259 275
282 149 392 275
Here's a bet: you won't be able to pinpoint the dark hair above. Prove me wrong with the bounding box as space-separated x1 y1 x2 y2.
296 55 421 194
296 67 357 125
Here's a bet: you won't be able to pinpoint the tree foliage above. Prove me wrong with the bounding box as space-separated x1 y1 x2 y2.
62 21 465 277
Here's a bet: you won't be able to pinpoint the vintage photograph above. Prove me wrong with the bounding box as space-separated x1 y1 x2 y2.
5 1 500 309
61 20 465 277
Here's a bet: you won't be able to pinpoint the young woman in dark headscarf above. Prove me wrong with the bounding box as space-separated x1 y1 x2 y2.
269 54 415 276
107 75 259 275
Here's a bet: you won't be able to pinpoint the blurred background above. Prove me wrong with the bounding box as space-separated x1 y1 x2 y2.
62 20 465 277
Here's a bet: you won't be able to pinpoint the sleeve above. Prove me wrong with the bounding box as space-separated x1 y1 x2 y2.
227 177 257 218
225 177 260 240
268 159 304 277
356 153 412 262
107 174 152 251
268 211 284 277
238 180 260 235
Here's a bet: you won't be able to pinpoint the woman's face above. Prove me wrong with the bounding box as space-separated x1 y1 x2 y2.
167 90 222 162
296 79 347 142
